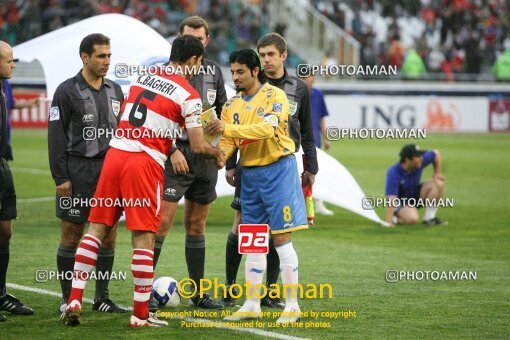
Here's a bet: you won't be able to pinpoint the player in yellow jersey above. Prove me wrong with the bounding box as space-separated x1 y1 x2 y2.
204 49 306 324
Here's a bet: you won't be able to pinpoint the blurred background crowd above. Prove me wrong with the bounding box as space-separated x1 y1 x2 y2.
1 0 509 81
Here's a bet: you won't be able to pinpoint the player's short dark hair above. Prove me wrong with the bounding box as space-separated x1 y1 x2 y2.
169 35 204 63
229 49 266 83
79 33 110 56
180 16 209 36
257 33 287 54
399 144 425 163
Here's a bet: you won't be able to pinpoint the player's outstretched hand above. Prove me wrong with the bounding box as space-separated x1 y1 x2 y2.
171 149 189 175
225 168 236 186
302 171 315 187
57 180 72 197
213 148 225 169
204 120 225 135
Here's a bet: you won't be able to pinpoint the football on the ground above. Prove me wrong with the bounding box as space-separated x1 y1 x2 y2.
152 276 180 308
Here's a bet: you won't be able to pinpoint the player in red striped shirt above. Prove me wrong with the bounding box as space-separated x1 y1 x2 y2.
63 35 224 328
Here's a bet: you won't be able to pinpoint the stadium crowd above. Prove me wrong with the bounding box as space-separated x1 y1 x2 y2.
2 0 509 80
0 0 271 66
312 0 510 80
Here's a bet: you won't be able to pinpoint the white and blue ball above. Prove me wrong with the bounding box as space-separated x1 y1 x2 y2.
152 276 180 308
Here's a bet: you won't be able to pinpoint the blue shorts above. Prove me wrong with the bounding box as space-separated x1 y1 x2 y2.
241 155 308 234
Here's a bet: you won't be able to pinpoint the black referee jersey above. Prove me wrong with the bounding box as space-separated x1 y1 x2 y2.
48 70 124 186
0 82 8 159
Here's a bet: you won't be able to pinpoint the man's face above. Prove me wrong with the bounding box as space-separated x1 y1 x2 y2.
0 46 16 79
82 44 111 77
405 155 422 169
230 62 256 92
184 55 203 79
258 44 286 75
181 25 209 47
413 156 423 169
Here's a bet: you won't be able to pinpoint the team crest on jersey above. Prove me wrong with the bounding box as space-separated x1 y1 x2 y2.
256 105 265 117
207 89 216 105
272 103 283 113
111 100 121 117
49 106 60 121
288 100 298 116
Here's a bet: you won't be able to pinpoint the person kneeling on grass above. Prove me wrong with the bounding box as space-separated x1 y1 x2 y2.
385 144 447 227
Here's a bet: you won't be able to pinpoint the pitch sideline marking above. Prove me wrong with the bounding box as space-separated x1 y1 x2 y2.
6 283 309 340
11 167 51 175
18 196 54 203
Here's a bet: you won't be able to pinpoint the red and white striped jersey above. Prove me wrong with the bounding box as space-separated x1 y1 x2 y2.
110 72 202 167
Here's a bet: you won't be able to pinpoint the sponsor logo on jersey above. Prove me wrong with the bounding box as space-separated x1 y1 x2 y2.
272 103 282 112
239 139 258 146
238 224 269 254
111 100 121 116
207 89 216 105
82 114 94 123
164 188 176 196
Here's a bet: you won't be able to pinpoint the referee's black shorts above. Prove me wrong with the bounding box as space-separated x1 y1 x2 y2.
230 165 242 212
0 158 17 221
163 140 218 205
55 155 103 224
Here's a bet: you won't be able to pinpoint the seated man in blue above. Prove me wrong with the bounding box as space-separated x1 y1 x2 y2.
385 144 447 227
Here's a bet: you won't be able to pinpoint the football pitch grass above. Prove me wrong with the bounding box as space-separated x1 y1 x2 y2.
2 130 509 339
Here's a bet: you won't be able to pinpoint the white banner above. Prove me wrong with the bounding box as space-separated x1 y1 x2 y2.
325 95 489 132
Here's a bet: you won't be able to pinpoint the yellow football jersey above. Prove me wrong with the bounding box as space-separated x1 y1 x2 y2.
219 83 295 167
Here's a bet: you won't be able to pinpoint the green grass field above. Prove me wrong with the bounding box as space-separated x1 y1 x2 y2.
2 130 509 339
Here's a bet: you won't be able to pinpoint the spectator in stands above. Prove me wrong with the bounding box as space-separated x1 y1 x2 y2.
386 36 405 68
493 48 510 82
440 52 455 83
426 47 445 73
311 0 509 81
465 31 482 80
401 48 426 80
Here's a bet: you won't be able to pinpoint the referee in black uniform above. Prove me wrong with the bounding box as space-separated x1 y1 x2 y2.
151 16 227 310
223 33 318 308
48 34 125 315
0 41 33 322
